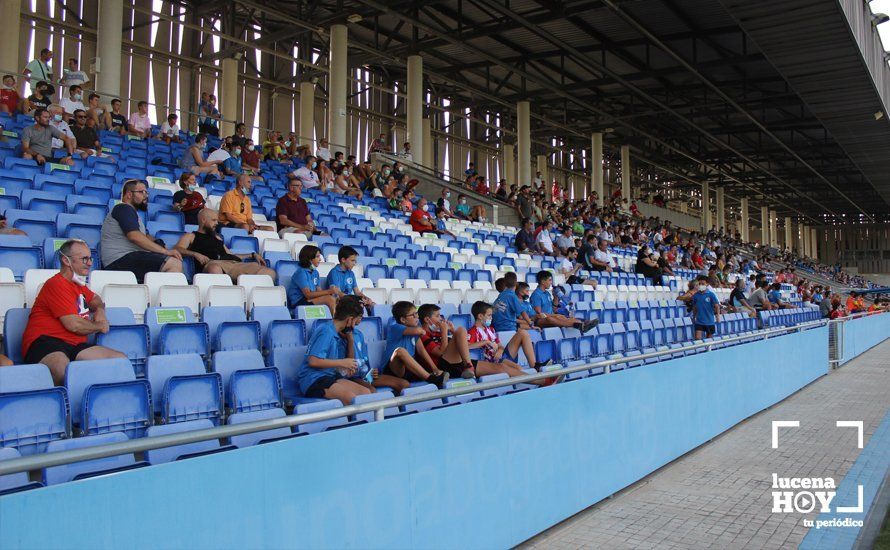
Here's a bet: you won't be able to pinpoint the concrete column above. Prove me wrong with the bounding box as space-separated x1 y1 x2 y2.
516 101 531 186
811 228 818 260
298 81 314 148
591 132 604 200
801 225 809 258
784 217 793 253
95 0 123 99
536 154 548 198
406 55 424 165
740 198 750 242
620 145 631 199
769 210 778 248
760 206 769 246
220 58 238 137
503 143 515 186
1 0 21 82
328 24 348 155
422 118 432 170
701 182 711 231
716 187 725 231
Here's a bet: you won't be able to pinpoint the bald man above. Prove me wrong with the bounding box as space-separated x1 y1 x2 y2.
174 208 277 282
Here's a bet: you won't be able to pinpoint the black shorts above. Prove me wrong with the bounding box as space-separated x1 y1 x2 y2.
104 251 169 283
24 335 98 364
304 376 339 399
382 360 425 382
566 275 586 285
693 324 715 337
438 358 477 379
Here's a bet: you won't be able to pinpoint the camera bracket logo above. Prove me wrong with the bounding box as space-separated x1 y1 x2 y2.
770 420 864 521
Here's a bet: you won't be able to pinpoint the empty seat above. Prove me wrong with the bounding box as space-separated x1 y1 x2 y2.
22 268 57 306
2 307 29 363
202 306 261 351
0 364 69 455
400 383 444 413
0 447 44 494
143 419 229 465
226 407 295 448
145 354 222 425
294 399 351 434
64 358 151 438
145 306 210 357
42 432 146 486
210 349 266 404
229 367 282 413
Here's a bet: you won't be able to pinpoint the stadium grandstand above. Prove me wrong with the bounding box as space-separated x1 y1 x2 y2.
0 0 889 548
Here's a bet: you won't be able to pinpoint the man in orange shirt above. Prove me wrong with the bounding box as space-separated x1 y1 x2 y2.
21 239 127 384
218 174 274 234
845 291 866 314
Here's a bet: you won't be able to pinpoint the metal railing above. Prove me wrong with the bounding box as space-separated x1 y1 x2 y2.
0 320 830 477
827 310 883 368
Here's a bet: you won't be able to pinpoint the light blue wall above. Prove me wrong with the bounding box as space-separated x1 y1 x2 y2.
841 313 890 365
0 327 830 549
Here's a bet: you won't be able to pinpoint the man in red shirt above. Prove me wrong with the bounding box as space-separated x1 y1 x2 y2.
21 239 127 384
409 198 440 235
0 75 21 114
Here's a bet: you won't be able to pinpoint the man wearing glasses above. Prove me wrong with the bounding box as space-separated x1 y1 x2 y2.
100 179 183 282
70 109 110 159
21 239 127 385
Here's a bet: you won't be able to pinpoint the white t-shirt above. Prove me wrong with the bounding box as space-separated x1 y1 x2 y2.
559 257 574 275
160 122 180 137
597 230 613 243
50 120 73 149
536 230 554 253
61 69 90 88
399 148 413 161
594 249 613 267
292 166 320 189
60 97 86 115
206 148 231 163
316 147 331 162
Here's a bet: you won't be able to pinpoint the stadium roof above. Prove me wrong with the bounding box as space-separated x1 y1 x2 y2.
192 0 890 223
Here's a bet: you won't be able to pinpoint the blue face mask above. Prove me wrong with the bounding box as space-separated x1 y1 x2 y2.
311 162 317 169
483 318 492 327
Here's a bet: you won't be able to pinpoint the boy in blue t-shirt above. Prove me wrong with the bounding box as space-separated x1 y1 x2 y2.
379 301 449 392
492 272 535 332
326 245 376 311
296 295 375 405
528 271 598 333
690 275 721 339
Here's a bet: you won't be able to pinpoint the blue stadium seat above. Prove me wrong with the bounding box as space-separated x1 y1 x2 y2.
202 306 261 352
352 391 405 423
227 407 296 448
294 399 356 434
400 384 445 413
64 358 150 438
0 447 43 494
145 306 210 357
2 308 30 363
145 354 222 425
210 349 266 405
143 419 231 465
96 323 151 377
229 367 282 413
0 245 43 280
42 432 146 486
0 364 69 456
357 316 383 341
478 373 514 397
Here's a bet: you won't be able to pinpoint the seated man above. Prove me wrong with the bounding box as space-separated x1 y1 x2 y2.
409 198 444 236
218 174 274 234
554 225 575 255
276 177 324 237
289 155 320 189
108 98 129 135
59 85 85 120
174 209 276 283
326 246 376 312
86 93 112 130
748 279 774 311
128 100 152 139
436 188 454 217
514 218 539 254
100 179 183 282
20 108 76 166
535 220 557 256
21 239 127 384
728 277 757 316
558 247 597 289
157 113 182 143
70 109 108 158
530 271 598 333
296 295 374 405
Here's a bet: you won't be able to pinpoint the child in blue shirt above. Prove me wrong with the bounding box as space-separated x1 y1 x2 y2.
326 245 376 311
690 275 721 339
287 244 339 313
528 271 598 333
297 295 375 405
379 301 449 392
492 272 535 332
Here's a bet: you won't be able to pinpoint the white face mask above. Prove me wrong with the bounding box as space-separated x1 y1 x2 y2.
421 204 428 212
72 272 88 286
697 284 708 292
445 192 450 198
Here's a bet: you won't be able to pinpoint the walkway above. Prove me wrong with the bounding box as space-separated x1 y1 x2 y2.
522 340 890 550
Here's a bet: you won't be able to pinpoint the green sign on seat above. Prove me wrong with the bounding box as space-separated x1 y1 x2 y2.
384 258 398 267
302 305 328 319
155 308 187 324
2 130 17 137
52 239 67 252
48 163 70 171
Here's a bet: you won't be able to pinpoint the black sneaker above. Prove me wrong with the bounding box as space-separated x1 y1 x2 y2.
428 371 450 389
582 319 600 333
534 359 553 371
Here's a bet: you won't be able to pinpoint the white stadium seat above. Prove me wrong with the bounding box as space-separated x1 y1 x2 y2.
23 269 58 306
206 286 246 309
248 286 286 310
0 283 25 336
102 284 150 323
89 270 137 296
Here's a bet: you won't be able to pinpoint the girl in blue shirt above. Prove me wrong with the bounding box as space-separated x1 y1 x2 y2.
286 245 340 314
